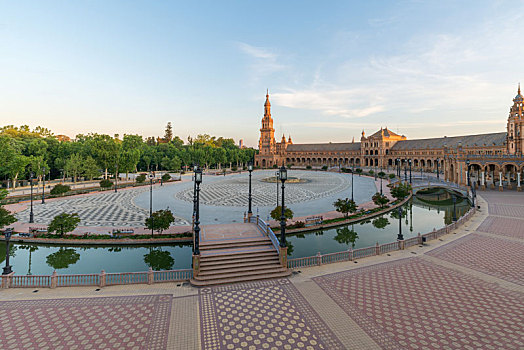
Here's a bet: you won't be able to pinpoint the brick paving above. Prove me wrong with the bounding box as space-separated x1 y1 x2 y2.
0 294 172 350
477 215 524 239
313 258 524 349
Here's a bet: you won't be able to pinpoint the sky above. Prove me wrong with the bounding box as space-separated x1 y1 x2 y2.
1 0 523 146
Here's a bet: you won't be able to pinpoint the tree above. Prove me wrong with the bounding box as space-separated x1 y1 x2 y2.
47 213 81 237
46 248 80 269
334 226 358 248
372 217 390 229
64 153 83 182
82 156 100 180
389 173 396 179
145 209 175 236
0 189 17 229
333 198 358 218
143 248 174 270
270 206 294 222
164 122 173 142
378 171 386 178
372 192 389 208
161 156 181 171
161 173 171 182
391 183 412 200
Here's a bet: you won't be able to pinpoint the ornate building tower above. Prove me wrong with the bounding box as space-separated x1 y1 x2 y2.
507 84 523 155
258 91 276 155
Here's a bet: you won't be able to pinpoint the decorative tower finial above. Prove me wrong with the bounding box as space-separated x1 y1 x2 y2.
519 83 521 95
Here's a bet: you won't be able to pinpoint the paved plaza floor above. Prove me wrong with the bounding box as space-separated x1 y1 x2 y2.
1 190 523 349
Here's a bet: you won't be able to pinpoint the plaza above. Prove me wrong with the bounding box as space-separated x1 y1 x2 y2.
1 190 523 349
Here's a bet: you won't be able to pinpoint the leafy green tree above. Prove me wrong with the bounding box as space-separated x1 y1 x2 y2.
164 122 173 142
64 153 83 182
0 189 17 229
161 173 171 182
391 183 412 200
82 156 100 180
372 217 390 229
145 209 175 236
355 168 363 176
333 198 358 218
270 206 294 222
47 213 81 237
143 248 174 270
161 156 181 171
334 226 358 248
372 192 389 208
378 171 386 178
46 248 80 269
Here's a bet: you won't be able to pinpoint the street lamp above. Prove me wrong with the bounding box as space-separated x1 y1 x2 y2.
194 167 203 255
2 228 13 275
41 167 46 204
29 171 34 223
397 206 403 240
148 172 154 235
452 194 457 222
404 159 407 182
114 162 118 193
248 162 253 217
380 169 383 195
465 159 471 187
351 159 354 202
275 170 280 206
408 159 412 184
279 165 287 247
192 165 198 218
436 158 440 180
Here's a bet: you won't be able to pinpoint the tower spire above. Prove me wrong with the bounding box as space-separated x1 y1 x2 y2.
519 83 521 95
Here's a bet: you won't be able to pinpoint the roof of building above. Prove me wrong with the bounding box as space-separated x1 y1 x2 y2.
286 142 361 152
390 132 507 150
368 127 403 139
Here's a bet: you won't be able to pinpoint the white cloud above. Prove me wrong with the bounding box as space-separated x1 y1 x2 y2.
237 42 287 83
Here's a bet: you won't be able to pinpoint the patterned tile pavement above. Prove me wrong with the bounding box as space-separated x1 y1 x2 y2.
427 232 524 285
198 279 344 350
313 258 524 350
476 215 524 239
0 294 172 350
487 203 524 218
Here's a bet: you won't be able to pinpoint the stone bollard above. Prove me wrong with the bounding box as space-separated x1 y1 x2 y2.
99 270 106 288
147 267 154 285
375 242 380 255
316 252 322 266
51 271 58 289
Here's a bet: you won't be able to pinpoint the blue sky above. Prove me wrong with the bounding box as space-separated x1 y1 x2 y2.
0 1 523 146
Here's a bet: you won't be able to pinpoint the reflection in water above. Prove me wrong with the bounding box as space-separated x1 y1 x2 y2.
143 247 174 270
0 243 17 265
372 217 390 229
334 226 359 248
46 248 81 269
18 245 38 275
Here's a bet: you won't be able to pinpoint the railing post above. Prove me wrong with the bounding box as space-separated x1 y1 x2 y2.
99 270 106 287
51 270 57 289
375 242 380 255
148 267 154 285
317 252 322 266
1 272 14 289
243 212 247 223
418 232 422 245
398 239 405 250
279 246 288 269
192 254 200 277
348 248 353 261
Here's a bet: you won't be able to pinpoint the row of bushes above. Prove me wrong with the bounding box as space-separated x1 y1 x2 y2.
30 231 193 240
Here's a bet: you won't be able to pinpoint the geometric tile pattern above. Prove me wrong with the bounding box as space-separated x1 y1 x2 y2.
427 233 524 285
199 279 344 349
15 189 189 227
487 203 524 218
176 170 351 207
0 294 172 350
313 258 524 350
477 216 524 239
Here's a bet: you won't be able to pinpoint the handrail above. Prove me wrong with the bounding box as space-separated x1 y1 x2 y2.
251 215 281 255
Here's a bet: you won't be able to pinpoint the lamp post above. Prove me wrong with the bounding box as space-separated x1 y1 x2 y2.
404 160 407 182
465 159 471 187
408 159 412 184
248 162 253 217
114 162 118 193
2 228 13 275
193 168 203 255
275 170 280 207
452 194 457 222
374 163 377 180
29 171 34 223
192 165 198 218
397 206 403 240
351 160 354 202
436 158 440 180
380 169 383 195
279 166 287 247
149 172 154 235
41 167 46 204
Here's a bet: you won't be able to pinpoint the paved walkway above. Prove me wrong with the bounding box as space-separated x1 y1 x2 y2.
1 190 523 349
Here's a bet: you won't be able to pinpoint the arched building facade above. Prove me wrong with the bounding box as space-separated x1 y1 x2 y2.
254 85 524 190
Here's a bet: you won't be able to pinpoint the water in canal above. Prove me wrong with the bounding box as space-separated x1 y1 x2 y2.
2 194 470 275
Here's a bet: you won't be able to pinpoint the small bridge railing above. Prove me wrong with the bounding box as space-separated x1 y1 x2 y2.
248 215 281 255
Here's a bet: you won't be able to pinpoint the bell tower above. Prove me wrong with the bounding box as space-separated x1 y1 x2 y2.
507 83 524 155
258 90 276 155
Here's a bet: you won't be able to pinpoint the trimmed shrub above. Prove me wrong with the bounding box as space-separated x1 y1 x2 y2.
99 179 113 189
50 184 71 196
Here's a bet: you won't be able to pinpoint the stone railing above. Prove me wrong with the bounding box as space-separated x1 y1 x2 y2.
0 268 193 289
248 215 281 255
287 207 476 269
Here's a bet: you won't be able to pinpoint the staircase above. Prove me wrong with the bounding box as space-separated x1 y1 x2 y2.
190 236 290 286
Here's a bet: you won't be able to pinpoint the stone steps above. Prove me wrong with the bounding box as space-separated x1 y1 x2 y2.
200 238 271 251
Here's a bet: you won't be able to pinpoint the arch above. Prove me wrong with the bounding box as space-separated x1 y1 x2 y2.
375 150 378 155
262 159 266 168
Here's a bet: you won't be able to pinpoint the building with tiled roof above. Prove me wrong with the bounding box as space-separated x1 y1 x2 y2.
255 86 524 189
